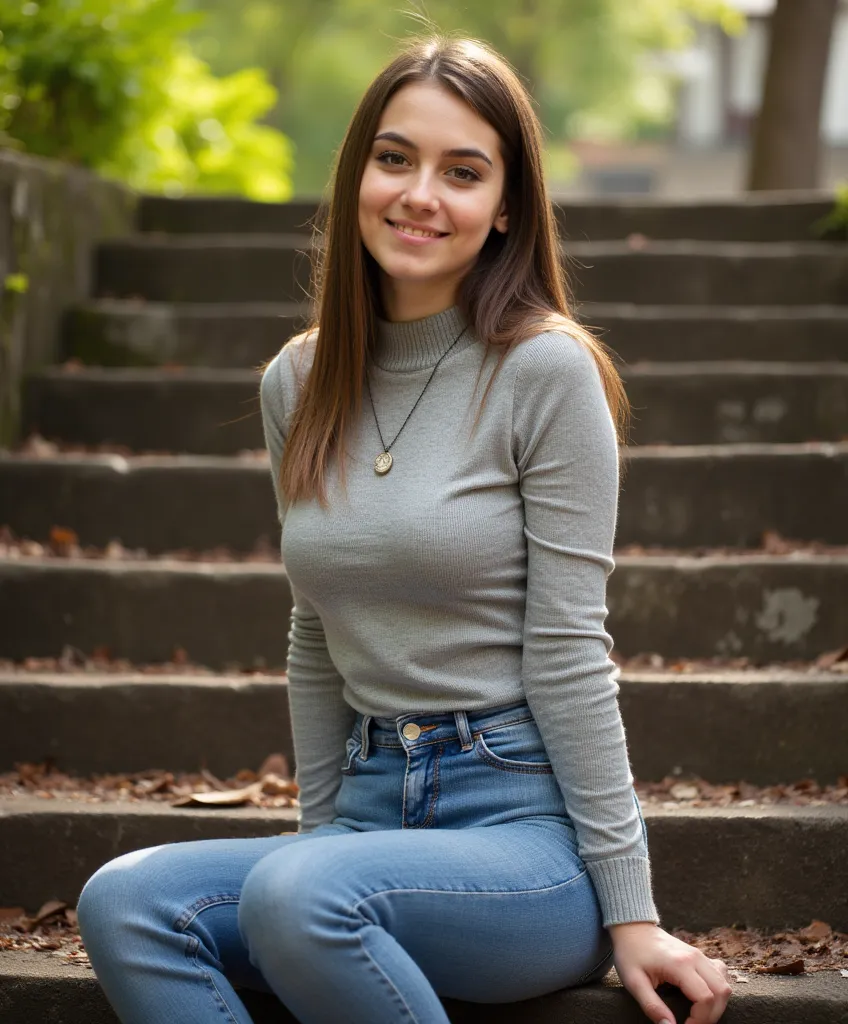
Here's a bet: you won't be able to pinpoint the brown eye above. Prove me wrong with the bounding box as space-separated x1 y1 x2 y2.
376 151 407 166
449 166 481 182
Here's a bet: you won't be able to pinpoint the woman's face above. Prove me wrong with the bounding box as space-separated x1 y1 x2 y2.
358 80 509 319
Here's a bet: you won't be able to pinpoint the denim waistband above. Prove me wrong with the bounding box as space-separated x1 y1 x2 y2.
354 698 535 759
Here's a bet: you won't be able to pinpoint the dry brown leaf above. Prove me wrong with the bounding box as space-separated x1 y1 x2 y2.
758 958 806 975
260 774 299 797
258 753 291 779
171 780 264 807
28 901 69 929
799 920 832 941
816 646 848 669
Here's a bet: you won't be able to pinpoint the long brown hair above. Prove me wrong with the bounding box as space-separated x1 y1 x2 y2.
269 33 630 511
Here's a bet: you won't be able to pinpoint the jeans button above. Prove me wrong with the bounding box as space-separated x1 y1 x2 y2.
402 722 421 740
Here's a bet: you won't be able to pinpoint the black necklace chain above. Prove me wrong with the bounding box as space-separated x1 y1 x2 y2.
366 324 469 476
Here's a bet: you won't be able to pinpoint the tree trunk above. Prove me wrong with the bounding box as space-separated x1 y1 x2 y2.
746 0 838 191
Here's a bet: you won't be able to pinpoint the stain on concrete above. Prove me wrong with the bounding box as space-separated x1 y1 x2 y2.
716 630 744 655
755 588 819 644
752 396 788 424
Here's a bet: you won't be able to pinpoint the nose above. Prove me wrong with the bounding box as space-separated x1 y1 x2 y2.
401 169 440 211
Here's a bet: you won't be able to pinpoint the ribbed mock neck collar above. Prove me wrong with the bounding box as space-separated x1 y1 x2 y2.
372 304 476 372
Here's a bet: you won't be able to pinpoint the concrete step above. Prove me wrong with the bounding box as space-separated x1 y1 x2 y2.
624 362 848 445
137 191 842 242
63 300 848 370
0 799 296 912
584 304 848 364
94 237 848 305
0 672 292 776
138 196 321 236
6 952 846 1024
2 798 846 930
567 241 848 306
0 555 844 665
2 443 847 552
63 299 308 368
20 364 848 454
2 669 843 784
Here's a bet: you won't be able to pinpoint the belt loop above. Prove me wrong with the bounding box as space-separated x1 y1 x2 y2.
360 715 372 760
454 710 474 751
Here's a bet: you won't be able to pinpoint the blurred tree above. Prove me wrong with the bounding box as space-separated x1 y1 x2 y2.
189 0 741 194
747 0 839 191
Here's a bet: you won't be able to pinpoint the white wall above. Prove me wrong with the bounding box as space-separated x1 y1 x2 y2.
677 9 848 146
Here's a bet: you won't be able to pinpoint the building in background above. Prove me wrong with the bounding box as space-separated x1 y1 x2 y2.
570 0 848 196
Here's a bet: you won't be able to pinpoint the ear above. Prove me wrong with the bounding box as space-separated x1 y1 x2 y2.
493 200 508 234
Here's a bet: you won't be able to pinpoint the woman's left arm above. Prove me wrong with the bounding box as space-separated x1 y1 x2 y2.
512 332 731 1024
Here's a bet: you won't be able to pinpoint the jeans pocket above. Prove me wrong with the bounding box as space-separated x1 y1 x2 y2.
473 716 554 774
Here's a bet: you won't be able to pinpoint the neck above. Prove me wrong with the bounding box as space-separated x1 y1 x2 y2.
373 303 476 372
379 275 460 323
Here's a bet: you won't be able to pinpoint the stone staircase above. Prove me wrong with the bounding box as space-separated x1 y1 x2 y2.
1 194 847 1022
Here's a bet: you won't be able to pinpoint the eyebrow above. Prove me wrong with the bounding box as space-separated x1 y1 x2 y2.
372 131 494 170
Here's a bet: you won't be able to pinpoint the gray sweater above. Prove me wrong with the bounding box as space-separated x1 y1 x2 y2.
259 303 659 928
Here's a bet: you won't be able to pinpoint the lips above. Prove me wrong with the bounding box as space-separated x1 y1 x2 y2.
386 219 448 238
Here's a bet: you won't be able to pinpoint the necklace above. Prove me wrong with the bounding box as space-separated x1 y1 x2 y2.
366 323 469 476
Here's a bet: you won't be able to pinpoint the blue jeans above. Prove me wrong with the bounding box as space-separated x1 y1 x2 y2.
77 699 626 1023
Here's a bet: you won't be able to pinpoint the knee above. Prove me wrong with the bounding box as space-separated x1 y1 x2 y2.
77 846 165 945
238 844 348 956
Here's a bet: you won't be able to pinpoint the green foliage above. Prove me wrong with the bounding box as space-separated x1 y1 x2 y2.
188 0 744 194
812 183 848 240
0 0 293 199
3 273 29 294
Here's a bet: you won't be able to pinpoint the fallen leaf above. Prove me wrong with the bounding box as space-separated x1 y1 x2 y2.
258 753 291 778
49 526 79 552
670 782 699 801
28 901 69 929
260 773 299 797
816 646 848 669
171 781 264 807
799 920 832 941
758 958 805 975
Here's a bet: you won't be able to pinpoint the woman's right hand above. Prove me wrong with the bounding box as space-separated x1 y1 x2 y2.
608 921 733 1024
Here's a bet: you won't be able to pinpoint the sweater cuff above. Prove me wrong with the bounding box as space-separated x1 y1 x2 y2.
585 856 661 928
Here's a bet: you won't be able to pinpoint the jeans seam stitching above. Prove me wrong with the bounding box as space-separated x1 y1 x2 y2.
174 893 241 932
577 946 615 984
352 870 588 908
351 907 420 1023
183 930 243 1023
369 714 536 749
473 734 553 774
420 742 444 828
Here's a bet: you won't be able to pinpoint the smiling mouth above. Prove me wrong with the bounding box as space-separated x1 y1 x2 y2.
385 219 449 239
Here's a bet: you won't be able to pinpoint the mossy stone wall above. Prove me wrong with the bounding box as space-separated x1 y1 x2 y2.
0 150 136 446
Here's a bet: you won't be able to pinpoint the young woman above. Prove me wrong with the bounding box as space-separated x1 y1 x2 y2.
77 34 732 1024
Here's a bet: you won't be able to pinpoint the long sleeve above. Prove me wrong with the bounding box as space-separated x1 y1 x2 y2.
512 332 660 928
259 349 357 832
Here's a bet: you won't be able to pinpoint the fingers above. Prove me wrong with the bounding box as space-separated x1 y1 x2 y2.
617 968 677 1024
682 956 733 1024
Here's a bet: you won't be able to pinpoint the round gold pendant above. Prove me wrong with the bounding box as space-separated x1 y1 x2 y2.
374 451 393 475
